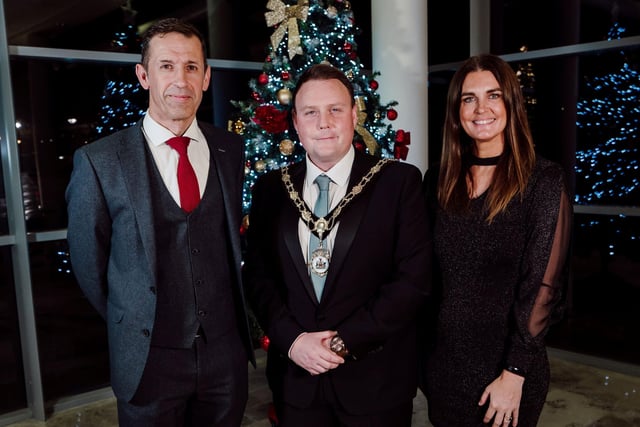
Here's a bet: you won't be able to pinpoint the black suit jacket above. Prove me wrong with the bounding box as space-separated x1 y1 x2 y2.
65 120 255 401
243 150 431 414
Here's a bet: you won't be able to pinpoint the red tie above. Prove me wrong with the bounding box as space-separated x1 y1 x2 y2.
166 136 200 213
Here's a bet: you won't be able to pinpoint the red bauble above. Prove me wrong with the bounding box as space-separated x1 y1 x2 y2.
354 141 365 152
387 108 398 120
282 71 290 80
260 335 270 351
258 73 269 85
343 42 353 53
369 79 379 90
251 91 261 101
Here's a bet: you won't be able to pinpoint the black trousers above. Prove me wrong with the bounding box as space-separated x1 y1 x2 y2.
117 330 248 427
279 376 413 427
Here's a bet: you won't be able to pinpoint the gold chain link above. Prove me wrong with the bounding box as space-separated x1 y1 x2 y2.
281 158 394 240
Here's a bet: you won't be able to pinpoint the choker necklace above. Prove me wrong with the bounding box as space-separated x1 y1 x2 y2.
469 154 501 166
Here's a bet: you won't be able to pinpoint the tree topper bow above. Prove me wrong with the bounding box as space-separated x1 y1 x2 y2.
265 0 310 59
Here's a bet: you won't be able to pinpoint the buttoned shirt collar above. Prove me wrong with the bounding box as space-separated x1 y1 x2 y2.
142 113 202 146
305 145 355 187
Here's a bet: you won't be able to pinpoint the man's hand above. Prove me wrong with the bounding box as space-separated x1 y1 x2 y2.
289 331 345 375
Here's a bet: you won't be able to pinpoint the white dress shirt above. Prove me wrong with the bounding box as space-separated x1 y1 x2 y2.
298 146 355 266
141 112 210 207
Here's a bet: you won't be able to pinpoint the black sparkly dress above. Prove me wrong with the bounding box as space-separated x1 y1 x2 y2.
420 157 572 427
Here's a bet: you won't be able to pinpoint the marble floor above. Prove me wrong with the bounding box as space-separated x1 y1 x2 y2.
4 348 640 427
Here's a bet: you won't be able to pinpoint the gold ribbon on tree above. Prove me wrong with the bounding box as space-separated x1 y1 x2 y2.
354 96 379 155
265 0 310 59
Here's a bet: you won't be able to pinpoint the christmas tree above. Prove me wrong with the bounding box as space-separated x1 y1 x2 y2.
575 22 640 256
230 0 410 220
94 1 146 138
575 23 639 207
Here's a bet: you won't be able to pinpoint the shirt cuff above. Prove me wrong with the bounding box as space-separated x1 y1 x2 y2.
288 332 308 359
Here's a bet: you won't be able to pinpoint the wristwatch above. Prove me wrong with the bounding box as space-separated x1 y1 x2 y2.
329 335 349 357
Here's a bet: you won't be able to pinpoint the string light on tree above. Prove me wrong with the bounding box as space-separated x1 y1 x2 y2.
230 0 410 217
575 22 640 256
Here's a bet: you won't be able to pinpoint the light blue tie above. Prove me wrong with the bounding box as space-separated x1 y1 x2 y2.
309 174 331 300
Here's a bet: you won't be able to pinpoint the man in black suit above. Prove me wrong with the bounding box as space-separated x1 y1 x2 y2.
243 64 431 427
66 18 254 426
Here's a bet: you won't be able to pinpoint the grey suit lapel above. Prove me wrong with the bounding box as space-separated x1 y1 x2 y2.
117 124 158 284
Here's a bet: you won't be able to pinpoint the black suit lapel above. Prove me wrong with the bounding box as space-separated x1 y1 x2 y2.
322 152 378 300
281 162 321 305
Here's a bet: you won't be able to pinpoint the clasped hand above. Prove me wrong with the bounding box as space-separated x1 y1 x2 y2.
289 330 345 375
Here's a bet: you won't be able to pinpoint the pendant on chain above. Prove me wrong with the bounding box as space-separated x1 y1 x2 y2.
310 240 330 277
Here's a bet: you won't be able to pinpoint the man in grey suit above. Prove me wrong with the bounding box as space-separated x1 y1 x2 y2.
66 18 254 426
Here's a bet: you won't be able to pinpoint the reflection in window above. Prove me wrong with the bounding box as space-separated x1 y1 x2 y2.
495 0 640 55
10 58 149 232
547 214 640 365
575 24 640 207
29 240 109 401
0 247 27 413
0 162 8 234
4 0 276 63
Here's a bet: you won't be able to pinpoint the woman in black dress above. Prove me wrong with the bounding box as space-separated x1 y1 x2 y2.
420 54 573 426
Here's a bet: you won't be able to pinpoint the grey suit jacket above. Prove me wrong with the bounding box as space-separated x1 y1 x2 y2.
65 120 254 401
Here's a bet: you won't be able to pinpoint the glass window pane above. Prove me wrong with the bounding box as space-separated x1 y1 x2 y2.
426 68 455 166
30 240 109 401
0 162 8 234
4 1 373 66
0 246 27 413
10 57 147 232
547 214 640 365
5 0 208 52
493 0 640 55
575 47 640 207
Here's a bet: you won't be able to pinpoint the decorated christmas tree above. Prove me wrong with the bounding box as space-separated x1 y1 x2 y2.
230 0 410 221
575 22 640 256
94 1 146 138
575 23 639 207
